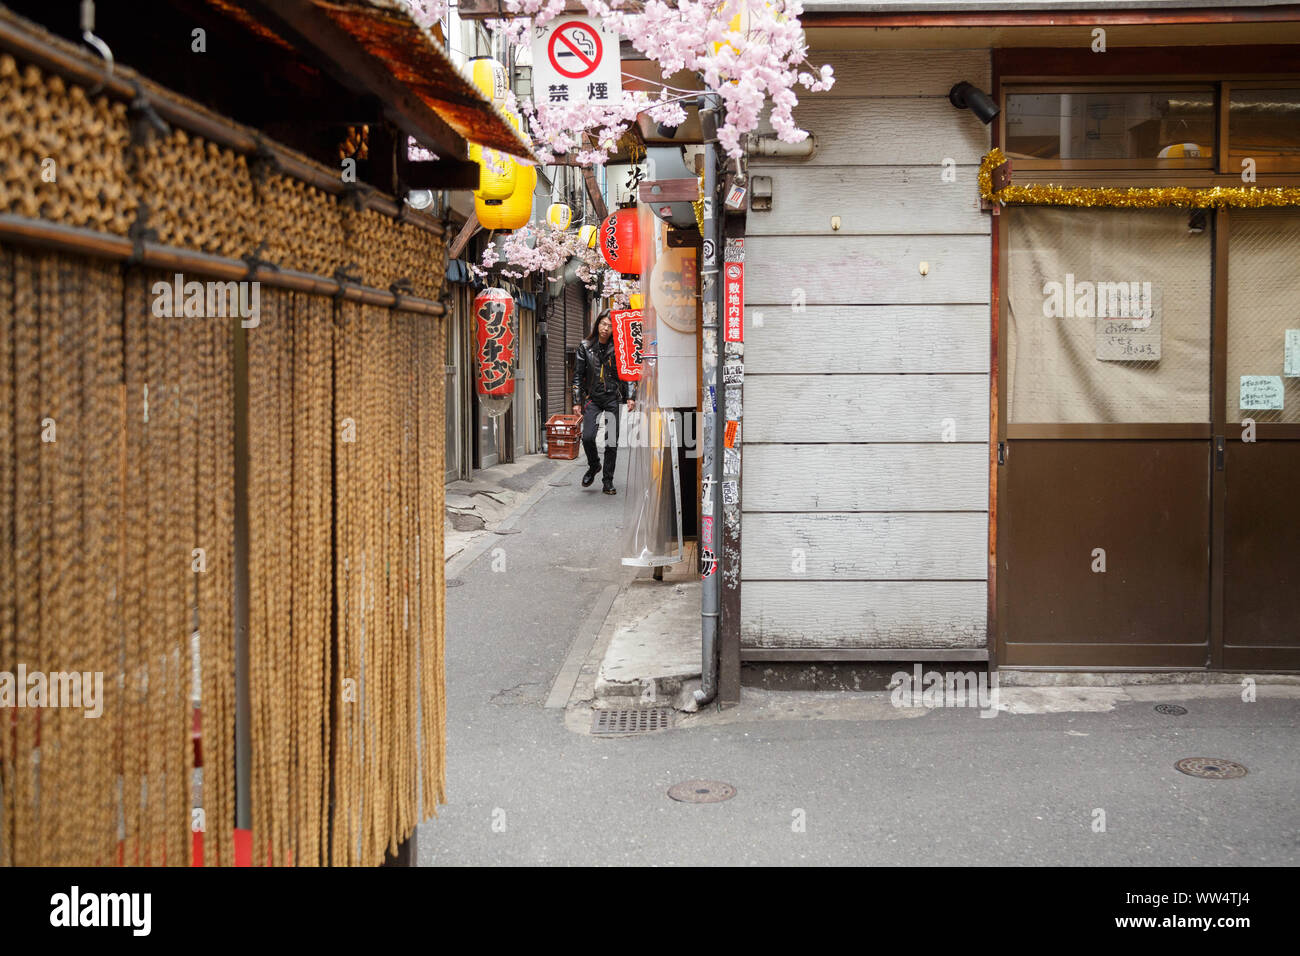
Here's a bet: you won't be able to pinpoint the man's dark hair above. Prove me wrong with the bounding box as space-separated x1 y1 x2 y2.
585 309 611 343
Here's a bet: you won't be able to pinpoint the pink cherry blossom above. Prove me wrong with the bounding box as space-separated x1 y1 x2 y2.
469 1 834 291
500 0 834 164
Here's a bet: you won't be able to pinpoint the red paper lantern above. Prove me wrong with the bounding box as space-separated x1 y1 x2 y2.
600 208 642 276
474 287 515 397
611 308 644 381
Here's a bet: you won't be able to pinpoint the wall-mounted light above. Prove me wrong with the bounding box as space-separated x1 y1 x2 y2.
949 82 1000 125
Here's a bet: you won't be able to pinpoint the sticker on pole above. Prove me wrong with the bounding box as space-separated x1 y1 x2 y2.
531 16 621 106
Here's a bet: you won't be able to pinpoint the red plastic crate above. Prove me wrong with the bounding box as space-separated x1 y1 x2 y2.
546 413 582 459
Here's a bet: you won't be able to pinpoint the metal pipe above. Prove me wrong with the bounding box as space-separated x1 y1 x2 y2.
745 132 817 159
0 214 447 315
695 94 721 708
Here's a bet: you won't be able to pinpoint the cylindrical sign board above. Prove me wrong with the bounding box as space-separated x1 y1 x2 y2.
600 207 641 276
475 287 516 397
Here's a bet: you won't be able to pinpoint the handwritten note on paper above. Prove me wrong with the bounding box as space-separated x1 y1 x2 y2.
1285 330 1300 377
1240 375 1284 411
1096 286 1162 361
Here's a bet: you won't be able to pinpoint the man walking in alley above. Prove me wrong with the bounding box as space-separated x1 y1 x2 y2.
572 310 636 495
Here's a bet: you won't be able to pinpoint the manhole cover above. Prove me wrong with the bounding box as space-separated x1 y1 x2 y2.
1175 757 1248 779
446 578 465 588
591 707 672 735
1154 703 1188 715
668 780 736 803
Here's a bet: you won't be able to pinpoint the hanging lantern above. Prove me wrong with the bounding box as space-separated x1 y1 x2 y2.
467 57 519 200
475 288 516 417
546 202 573 231
477 162 536 231
600 208 642 276
611 308 644 381
472 144 518 201
469 56 508 105
578 223 598 249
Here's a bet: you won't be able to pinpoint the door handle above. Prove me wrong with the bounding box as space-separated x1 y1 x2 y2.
1215 436 1225 472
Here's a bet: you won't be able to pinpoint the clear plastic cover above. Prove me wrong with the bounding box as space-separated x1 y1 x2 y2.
621 208 687 566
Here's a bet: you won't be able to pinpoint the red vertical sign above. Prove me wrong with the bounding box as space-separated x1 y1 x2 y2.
611 308 644 380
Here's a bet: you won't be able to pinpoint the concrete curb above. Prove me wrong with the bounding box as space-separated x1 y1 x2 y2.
545 581 622 710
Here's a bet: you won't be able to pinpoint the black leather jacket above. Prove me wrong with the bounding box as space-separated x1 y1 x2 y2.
572 337 636 408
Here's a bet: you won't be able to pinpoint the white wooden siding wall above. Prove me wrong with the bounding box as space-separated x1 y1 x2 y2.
743 49 992 650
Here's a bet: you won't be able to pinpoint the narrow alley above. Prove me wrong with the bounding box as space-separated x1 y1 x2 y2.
420 454 1300 867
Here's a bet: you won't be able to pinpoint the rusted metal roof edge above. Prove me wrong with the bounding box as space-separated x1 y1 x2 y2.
313 0 535 160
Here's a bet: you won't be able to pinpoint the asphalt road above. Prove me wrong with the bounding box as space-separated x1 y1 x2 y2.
418 456 1300 867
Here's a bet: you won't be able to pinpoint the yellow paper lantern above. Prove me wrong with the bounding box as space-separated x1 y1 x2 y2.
472 144 518 201
546 203 573 230
466 63 526 201
469 56 508 105
578 223 599 249
477 162 537 232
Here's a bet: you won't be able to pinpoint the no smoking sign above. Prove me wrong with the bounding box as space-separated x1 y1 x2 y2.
531 15 621 106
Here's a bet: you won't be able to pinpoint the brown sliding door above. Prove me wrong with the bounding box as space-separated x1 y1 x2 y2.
998 206 1215 668
1220 208 1300 670
999 204 1300 670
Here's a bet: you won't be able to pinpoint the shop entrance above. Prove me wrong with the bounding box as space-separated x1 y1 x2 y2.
997 206 1300 671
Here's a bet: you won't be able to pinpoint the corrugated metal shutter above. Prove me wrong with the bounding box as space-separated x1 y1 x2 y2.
546 283 589 415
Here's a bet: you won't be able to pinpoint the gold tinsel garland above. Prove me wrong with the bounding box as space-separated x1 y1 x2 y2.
979 147 1300 208
691 173 705 233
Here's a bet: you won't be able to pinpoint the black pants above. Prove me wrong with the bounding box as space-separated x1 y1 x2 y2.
581 399 621 484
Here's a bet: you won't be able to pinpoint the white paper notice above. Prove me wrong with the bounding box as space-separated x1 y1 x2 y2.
1095 286 1162 362
1240 375 1284 411
1285 329 1300 377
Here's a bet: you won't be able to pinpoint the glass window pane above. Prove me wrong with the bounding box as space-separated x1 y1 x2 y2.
1007 207 1212 423
1229 87 1300 166
1227 208 1300 425
1006 91 1215 162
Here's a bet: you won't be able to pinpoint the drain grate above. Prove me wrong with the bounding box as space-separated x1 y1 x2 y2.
668 780 737 803
1175 757 1248 779
591 707 672 735
1155 703 1188 716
